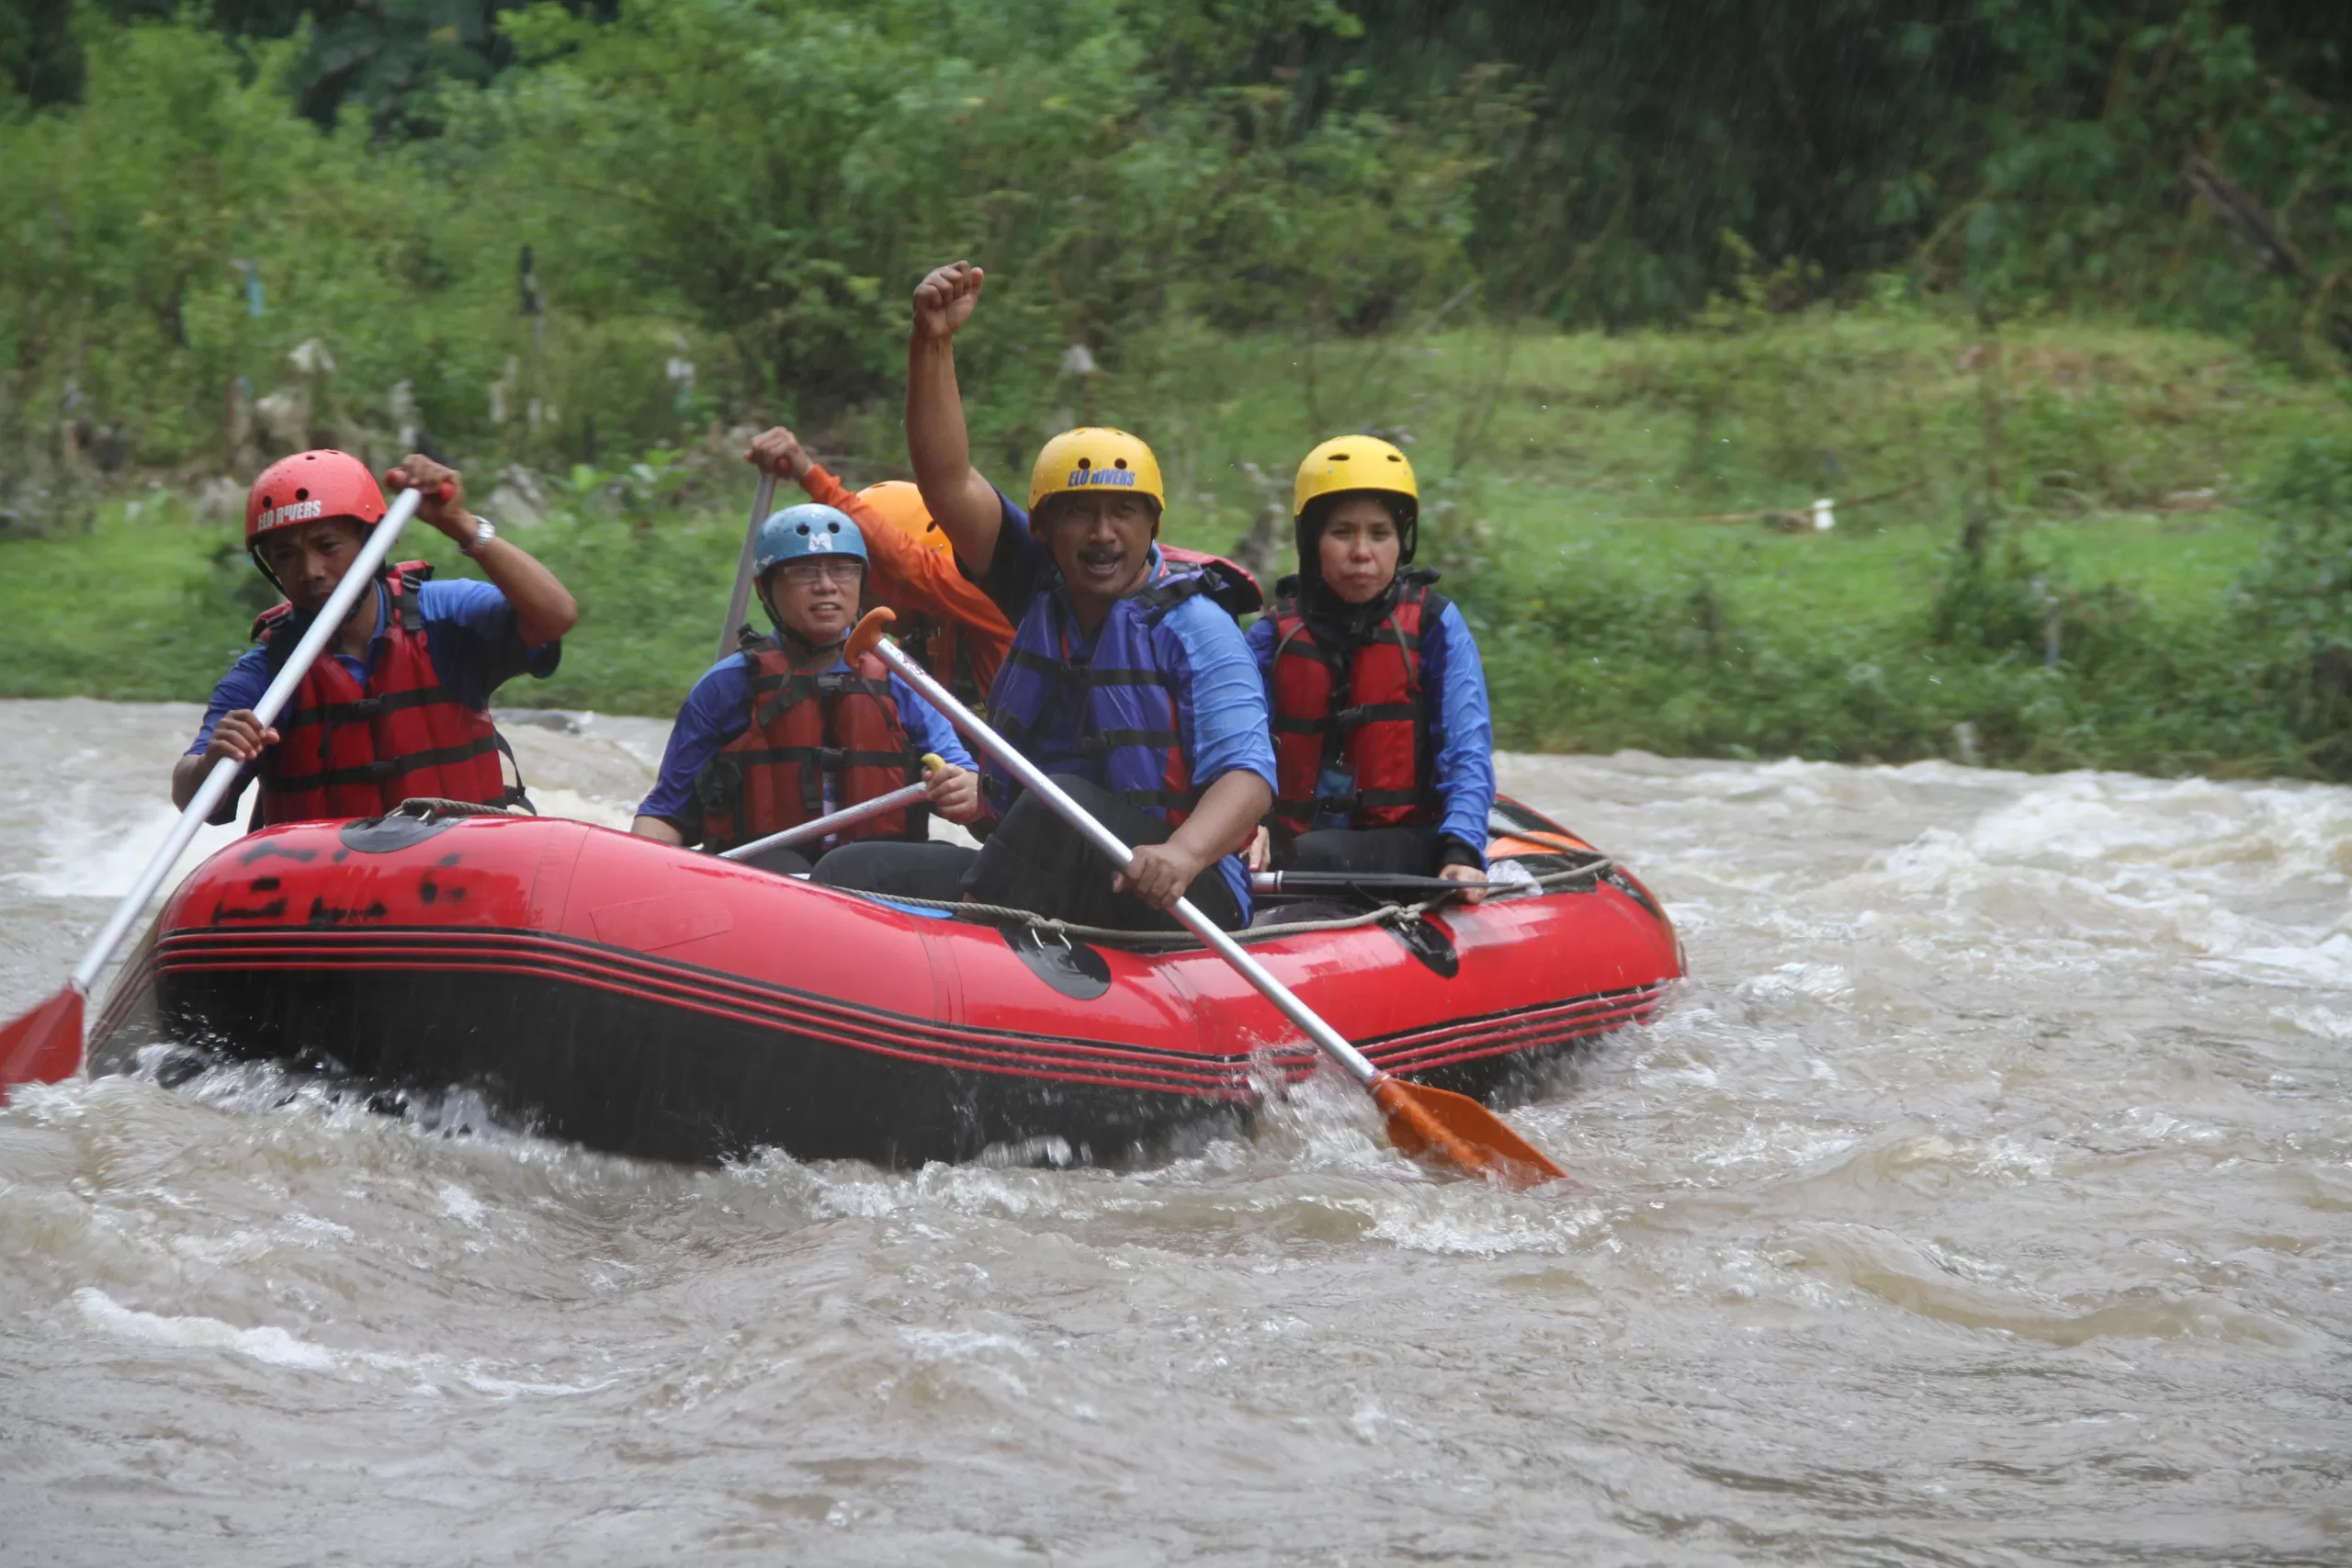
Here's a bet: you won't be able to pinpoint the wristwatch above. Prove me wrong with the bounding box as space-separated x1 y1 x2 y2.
458 517 497 558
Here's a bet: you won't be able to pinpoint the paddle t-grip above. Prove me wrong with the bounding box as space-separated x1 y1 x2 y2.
844 606 898 663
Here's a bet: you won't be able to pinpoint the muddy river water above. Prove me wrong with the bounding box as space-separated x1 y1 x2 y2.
2 697 2346 1564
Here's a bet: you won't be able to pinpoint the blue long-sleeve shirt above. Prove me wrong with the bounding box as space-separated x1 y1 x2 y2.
639 652 975 835
1246 597 1495 865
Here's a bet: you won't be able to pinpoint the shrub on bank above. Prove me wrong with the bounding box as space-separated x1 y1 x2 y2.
6 425 2346 784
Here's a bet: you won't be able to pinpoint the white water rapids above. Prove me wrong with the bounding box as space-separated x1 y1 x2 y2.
2 697 2346 1564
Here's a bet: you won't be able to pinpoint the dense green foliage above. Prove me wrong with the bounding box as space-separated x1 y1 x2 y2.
3 0 1491 487
1306 2 2352 333
7 0 2348 481
5 1 2351 780
9 309 2352 782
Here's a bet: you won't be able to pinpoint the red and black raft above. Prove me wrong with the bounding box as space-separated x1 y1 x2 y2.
87 799 1681 1167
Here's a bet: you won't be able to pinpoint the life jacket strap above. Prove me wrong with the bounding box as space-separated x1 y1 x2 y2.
277 684 454 730
1332 702 1421 728
719 744 909 770
1078 726 1182 759
271 735 502 793
1127 573 1208 617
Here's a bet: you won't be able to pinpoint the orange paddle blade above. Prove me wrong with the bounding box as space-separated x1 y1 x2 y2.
0 985 85 1102
1372 1076 1576 1192
844 605 898 662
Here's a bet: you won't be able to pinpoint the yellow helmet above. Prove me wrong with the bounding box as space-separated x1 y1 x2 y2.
1293 434 1418 520
855 480 953 558
1293 433 1421 568
1028 427 1165 514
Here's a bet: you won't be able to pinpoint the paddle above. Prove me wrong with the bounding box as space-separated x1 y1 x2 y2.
1254 870 1490 896
718 468 780 660
844 608 1571 1191
0 485 428 1100
718 755 944 863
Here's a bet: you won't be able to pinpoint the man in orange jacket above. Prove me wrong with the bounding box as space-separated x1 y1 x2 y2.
744 426 1011 705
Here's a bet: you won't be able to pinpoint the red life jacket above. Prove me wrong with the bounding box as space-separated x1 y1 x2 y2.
252 561 517 828
696 644 926 852
1267 573 1444 834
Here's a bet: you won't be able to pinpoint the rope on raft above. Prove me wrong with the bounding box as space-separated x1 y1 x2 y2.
391 797 521 818
846 855 1621 949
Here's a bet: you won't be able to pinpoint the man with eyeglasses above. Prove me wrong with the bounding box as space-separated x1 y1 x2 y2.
629 503 979 875
740 423 1012 706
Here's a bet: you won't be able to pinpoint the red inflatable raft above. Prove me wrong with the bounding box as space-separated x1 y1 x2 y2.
87 799 1680 1167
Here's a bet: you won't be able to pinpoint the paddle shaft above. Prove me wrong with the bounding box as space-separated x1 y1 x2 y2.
861 629 1385 1089
70 488 425 992
718 779 930 863
718 470 780 660
1254 870 1488 895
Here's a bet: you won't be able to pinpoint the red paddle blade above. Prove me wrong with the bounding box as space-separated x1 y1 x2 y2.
0 985 85 1102
1372 1076 1577 1192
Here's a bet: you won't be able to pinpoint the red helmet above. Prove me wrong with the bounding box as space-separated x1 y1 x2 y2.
244 449 387 550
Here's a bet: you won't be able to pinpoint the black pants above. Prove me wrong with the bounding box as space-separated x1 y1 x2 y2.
813 774 1246 932
809 840 973 900
741 839 943 885
735 843 816 877
1283 824 1449 878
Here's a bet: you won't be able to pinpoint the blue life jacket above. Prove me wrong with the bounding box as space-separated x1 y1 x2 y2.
981 553 1221 824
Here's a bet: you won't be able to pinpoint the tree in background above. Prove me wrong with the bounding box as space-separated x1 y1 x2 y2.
1 0 82 107
2 0 2346 488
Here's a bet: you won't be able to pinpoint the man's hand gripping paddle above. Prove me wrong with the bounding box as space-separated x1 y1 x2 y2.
844 608 1572 1191
0 486 429 1100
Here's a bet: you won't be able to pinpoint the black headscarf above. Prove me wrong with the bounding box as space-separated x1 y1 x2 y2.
1287 491 1420 650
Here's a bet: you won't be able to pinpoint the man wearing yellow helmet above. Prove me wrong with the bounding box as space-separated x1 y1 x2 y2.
741 425 1012 702
840 259 1273 931
1243 434 1495 901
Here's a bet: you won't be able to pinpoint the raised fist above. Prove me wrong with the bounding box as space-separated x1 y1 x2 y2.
911 261 984 344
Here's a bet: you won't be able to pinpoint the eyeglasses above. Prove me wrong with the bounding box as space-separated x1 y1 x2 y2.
778 558 864 587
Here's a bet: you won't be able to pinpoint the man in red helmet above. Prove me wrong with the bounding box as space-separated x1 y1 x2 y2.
172 450 580 827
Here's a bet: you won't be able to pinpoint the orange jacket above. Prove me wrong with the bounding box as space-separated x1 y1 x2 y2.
797 464 1013 703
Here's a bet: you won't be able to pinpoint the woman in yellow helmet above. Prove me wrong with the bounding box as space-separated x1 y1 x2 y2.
1244 435 1494 900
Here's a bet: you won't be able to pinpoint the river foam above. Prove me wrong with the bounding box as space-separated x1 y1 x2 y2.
3 704 2346 1564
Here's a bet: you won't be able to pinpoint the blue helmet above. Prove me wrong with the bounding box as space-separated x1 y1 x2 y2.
752 503 868 577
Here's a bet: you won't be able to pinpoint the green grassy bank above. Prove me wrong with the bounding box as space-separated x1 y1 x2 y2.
8 306 2350 779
